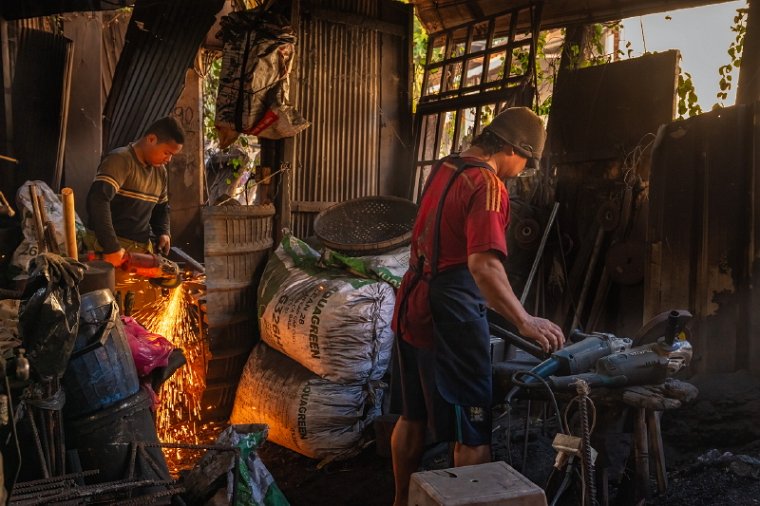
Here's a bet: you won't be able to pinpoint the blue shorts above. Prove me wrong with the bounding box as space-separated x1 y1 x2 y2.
394 266 492 446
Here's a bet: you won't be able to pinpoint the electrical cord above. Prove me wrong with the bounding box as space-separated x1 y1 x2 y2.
509 370 568 435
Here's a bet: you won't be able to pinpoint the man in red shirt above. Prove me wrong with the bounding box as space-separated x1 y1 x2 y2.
391 107 565 506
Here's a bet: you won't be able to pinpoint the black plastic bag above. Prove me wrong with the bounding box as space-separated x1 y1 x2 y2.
19 253 85 379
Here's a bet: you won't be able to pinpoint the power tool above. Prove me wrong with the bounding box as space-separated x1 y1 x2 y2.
547 348 670 391
541 310 694 392
115 251 183 289
505 331 633 403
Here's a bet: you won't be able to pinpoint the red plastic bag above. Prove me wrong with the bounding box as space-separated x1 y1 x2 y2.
121 316 174 377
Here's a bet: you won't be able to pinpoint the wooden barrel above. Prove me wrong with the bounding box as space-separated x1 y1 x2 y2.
201 204 275 420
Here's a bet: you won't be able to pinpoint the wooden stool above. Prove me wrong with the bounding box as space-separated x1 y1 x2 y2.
592 379 698 504
631 408 667 502
622 379 698 502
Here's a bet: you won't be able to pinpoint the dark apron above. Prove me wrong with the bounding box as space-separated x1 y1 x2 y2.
396 154 495 406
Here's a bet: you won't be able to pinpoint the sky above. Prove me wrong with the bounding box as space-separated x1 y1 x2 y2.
621 0 747 111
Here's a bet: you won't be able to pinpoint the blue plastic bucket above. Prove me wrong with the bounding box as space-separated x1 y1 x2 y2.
63 289 140 418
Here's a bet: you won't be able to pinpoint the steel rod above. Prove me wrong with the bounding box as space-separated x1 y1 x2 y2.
521 201 560 305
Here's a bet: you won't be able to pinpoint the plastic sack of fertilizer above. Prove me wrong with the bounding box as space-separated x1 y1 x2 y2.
230 343 382 460
257 234 394 384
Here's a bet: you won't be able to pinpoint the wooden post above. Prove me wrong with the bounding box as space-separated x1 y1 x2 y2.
28 185 47 253
1 19 13 154
647 410 668 493
632 407 650 502
61 188 78 259
1 19 15 196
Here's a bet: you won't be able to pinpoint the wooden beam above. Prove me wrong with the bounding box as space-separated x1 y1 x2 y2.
1 19 13 159
414 0 737 33
312 8 406 37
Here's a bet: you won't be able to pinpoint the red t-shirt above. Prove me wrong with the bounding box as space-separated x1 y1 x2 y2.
412 157 510 273
393 156 510 348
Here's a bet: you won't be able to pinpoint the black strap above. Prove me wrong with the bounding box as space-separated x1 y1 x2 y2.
429 154 494 277
394 155 494 339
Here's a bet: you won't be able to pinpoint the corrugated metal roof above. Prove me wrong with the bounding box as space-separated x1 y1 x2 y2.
103 0 224 151
411 0 733 34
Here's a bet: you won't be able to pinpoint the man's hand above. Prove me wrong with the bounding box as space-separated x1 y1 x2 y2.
103 248 126 268
517 316 565 353
157 234 171 255
467 251 565 354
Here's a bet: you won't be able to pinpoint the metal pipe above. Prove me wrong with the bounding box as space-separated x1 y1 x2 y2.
170 246 204 274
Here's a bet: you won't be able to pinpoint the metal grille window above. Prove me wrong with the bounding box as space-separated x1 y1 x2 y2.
410 3 543 200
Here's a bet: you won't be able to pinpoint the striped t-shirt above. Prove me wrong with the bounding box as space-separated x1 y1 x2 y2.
86 144 170 253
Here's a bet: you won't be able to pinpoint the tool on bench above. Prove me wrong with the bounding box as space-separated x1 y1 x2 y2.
505 330 633 402
546 310 693 391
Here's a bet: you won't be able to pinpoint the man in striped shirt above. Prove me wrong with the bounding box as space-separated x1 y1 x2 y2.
86 117 184 266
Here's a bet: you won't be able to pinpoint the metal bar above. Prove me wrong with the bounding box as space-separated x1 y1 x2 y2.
426 5 527 42
128 443 138 481
52 40 74 193
417 84 528 115
520 202 560 305
488 320 547 359
11 479 176 506
13 471 98 491
501 10 519 89
570 224 606 331
26 406 50 479
111 486 186 505
137 445 170 481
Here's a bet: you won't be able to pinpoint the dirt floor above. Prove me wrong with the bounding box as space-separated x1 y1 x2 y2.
212 370 760 506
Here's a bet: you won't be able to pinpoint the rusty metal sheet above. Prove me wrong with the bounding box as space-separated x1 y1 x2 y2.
103 0 224 152
101 10 129 101
647 104 753 374
548 51 679 164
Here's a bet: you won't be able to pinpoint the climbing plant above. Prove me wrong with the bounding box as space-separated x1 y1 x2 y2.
716 6 748 107
677 72 702 119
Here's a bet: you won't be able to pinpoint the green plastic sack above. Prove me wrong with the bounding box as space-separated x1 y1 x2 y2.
219 424 289 506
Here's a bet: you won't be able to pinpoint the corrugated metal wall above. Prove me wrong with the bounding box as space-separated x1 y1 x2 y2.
101 10 129 100
289 0 410 239
103 0 223 151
